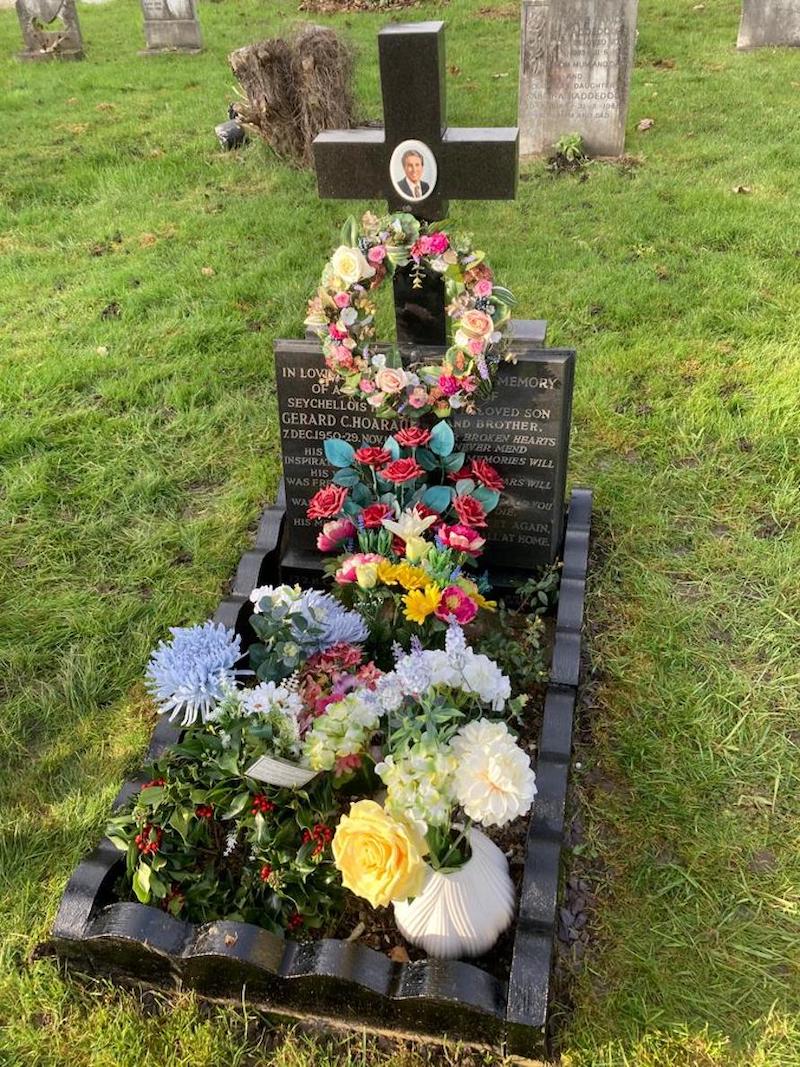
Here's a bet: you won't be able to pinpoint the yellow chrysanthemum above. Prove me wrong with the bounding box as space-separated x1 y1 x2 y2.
394 563 429 591
403 584 442 624
377 560 402 586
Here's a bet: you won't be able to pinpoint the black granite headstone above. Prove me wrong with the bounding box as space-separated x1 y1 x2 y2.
275 322 571 577
312 21 519 346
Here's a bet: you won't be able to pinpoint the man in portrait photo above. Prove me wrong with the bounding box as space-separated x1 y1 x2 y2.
397 149 429 200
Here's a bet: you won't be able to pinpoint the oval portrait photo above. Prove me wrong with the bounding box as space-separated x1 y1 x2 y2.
390 140 438 203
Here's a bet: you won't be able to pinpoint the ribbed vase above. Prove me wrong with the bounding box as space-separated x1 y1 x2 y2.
393 828 515 959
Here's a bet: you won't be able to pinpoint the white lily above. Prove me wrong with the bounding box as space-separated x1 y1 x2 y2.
382 505 439 542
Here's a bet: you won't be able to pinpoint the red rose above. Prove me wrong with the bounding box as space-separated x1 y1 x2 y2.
307 484 348 520
360 502 393 529
394 426 432 448
453 494 488 528
354 446 393 467
413 502 439 521
470 458 505 491
447 465 471 484
380 458 424 483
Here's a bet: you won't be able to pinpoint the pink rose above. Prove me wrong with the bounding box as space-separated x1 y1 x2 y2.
427 232 449 256
360 378 375 394
317 517 356 552
375 367 407 395
467 338 484 356
458 309 494 340
333 292 351 308
434 586 478 625
474 279 493 298
438 375 461 397
367 245 387 264
335 553 383 584
438 524 486 557
408 387 430 409
328 323 349 341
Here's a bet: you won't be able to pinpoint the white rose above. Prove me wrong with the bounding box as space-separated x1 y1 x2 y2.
330 245 376 287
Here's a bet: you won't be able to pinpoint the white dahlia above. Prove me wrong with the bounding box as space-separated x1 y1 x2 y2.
451 720 536 828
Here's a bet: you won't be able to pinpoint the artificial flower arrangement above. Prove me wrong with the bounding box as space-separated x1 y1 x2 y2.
108 586 539 957
304 211 516 421
305 422 506 654
333 624 537 959
108 591 379 933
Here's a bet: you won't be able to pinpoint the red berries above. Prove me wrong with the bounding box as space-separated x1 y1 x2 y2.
194 804 214 819
135 823 163 855
259 864 272 882
251 794 275 816
302 823 333 856
287 912 304 931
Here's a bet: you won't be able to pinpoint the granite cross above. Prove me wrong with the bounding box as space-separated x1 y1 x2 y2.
313 20 519 346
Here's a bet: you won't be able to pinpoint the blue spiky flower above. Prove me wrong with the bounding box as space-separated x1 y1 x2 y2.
145 621 244 726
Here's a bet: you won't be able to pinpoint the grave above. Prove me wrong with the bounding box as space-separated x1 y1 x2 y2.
518 0 639 158
140 0 202 56
42 20 591 1062
280 20 575 582
15 0 83 60
737 0 800 49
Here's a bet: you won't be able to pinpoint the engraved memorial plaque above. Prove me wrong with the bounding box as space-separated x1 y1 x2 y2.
519 0 639 158
275 337 573 573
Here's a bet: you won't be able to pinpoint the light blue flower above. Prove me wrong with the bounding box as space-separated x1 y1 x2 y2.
291 590 367 652
146 621 243 726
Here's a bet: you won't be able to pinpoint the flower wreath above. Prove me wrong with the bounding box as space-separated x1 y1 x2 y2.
304 211 517 422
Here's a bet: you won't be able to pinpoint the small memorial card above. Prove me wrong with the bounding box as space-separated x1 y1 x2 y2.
245 755 319 789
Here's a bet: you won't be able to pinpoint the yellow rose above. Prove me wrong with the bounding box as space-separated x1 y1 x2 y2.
403 584 441 624
332 800 427 907
404 537 430 564
355 562 379 589
330 245 375 287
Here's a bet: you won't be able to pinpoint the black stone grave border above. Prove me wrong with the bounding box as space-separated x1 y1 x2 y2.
39 486 591 1063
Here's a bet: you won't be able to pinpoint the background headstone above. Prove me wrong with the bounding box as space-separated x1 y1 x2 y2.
274 327 572 576
737 0 800 49
140 0 202 55
518 0 639 158
15 0 83 60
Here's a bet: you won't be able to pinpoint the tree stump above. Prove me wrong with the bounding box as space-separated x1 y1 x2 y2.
229 26 354 167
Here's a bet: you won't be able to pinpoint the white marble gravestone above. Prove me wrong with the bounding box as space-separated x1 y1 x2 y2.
140 0 202 55
15 0 83 59
737 0 800 49
518 0 639 158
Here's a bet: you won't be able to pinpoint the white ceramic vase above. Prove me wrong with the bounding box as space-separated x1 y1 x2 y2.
393 828 515 959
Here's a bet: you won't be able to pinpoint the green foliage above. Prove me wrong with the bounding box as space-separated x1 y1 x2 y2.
476 610 549 697
553 131 587 165
106 708 344 932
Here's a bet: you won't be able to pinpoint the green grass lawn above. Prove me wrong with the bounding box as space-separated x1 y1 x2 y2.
1 0 799 1062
